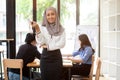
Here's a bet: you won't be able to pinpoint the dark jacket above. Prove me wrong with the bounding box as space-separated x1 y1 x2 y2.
10 43 41 78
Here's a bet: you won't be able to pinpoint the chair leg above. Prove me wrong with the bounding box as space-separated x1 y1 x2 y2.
71 77 73 80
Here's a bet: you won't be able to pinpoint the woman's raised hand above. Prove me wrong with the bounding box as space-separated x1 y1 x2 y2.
30 21 40 33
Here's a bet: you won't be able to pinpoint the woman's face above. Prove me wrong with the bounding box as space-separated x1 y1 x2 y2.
46 10 56 24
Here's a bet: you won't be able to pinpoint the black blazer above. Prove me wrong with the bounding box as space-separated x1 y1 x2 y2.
10 43 41 78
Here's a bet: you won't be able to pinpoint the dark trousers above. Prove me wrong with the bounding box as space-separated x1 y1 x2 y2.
62 64 91 80
40 48 62 80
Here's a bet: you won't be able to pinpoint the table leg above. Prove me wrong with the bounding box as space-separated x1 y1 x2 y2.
7 41 10 58
0 51 4 80
68 68 71 80
29 68 32 80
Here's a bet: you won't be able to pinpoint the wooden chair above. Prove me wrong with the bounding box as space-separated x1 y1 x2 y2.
3 59 23 80
71 55 95 80
95 57 101 80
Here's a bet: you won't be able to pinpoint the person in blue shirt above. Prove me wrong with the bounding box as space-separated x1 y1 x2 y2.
63 34 95 80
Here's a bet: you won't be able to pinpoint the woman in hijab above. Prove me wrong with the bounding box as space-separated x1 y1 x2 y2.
31 7 65 80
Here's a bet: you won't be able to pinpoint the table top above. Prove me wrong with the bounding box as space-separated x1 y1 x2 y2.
27 59 73 68
27 59 40 67
0 39 14 42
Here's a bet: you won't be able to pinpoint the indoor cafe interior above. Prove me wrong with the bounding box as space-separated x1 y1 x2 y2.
0 0 120 80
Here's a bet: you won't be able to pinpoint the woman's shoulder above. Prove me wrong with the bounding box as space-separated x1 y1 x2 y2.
40 25 46 29
40 25 48 33
84 46 92 50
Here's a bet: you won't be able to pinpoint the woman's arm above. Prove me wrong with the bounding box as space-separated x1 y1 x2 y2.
67 56 83 63
62 53 72 57
31 21 41 33
36 32 46 46
30 21 47 45
35 49 41 59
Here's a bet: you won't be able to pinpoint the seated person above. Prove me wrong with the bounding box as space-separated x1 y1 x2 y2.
63 34 95 80
9 33 41 80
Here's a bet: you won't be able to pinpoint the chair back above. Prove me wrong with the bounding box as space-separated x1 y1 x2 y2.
88 55 95 80
95 57 101 80
3 59 23 80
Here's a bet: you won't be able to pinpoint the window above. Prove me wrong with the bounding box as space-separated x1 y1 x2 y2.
16 0 33 51
60 0 76 54
74 0 99 56
37 0 57 23
80 0 98 25
0 0 6 39
15 0 99 56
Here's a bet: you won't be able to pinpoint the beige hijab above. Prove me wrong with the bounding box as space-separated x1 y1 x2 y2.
42 7 64 36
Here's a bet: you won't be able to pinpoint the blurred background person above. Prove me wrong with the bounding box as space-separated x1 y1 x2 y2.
9 33 41 80
63 34 95 80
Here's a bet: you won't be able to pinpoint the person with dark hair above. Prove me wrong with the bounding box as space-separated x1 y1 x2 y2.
9 33 41 80
30 7 65 80
63 34 95 80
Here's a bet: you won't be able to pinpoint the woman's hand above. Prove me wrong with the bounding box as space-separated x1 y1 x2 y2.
30 21 41 33
40 44 47 48
67 56 82 63
67 56 73 60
